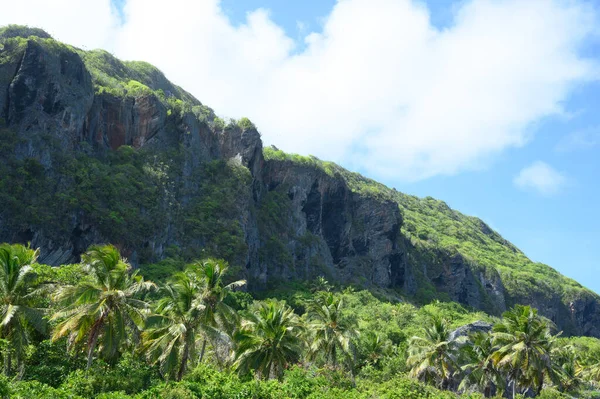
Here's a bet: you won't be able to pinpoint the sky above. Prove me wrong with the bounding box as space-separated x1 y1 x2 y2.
1 0 599 294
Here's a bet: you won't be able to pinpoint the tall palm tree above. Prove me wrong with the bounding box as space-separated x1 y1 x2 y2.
407 316 460 390
306 292 358 370
459 331 504 397
233 300 303 380
142 270 208 381
0 243 46 377
51 244 154 369
491 305 556 398
190 258 245 363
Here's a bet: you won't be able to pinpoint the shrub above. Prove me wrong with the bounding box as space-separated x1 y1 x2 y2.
237 117 256 131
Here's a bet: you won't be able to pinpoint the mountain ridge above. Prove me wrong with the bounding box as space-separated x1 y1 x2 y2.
0 26 598 337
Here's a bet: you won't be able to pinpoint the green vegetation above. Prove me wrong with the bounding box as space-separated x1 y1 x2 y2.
306 292 358 370
78 48 220 123
264 148 595 320
0 25 215 125
264 147 338 177
233 299 303 379
2 24 600 399
237 117 257 131
0 243 597 398
407 316 460 389
0 244 46 376
0 126 252 265
181 159 252 264
0 25 52 40
51 245 155 369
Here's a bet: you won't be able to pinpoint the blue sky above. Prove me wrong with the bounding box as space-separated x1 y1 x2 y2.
2 0 599 294
215 0 600 293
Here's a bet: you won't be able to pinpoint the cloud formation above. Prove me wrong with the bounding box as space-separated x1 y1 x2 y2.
0 0 118 51
514 161 567 196
555 125 600 152
0 0 598 181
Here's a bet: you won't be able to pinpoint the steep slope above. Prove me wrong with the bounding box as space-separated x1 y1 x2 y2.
0 27 598 337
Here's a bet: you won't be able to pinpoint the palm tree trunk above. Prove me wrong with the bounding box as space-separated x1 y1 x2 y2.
511 372 517 399
3 352 11 377
332 345 337 368
177 337 190 381
199 338 207 363
16 355 24 380
87 318 104 369
537 372 544 395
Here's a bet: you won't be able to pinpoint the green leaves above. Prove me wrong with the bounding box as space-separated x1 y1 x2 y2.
407 316 460 389
0 243 46 375
51 245 155 369
306 292 359 370
233 300 304 380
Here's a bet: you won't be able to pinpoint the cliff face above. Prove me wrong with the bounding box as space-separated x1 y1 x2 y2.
1 31 599 338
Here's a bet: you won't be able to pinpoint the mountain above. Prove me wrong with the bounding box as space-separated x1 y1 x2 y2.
0 25 598 337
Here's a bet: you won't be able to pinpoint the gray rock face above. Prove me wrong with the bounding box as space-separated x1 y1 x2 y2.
423 252 507 315
449 321 494 342
5 40 94 161
255 160 404 289
1 36 600 338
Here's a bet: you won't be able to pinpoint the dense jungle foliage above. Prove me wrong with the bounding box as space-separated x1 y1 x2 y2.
0 243 598 399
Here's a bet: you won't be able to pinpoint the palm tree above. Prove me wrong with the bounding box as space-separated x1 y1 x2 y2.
491 305 556 398
142 270 208 381
233 300 303 379
0 243 47 377
579 351 600 389
306 292 358 370
360 331 393 368
190 258 245 363
51 244 154 369
551 345 583 393
407 316 460 390
459 331 504 397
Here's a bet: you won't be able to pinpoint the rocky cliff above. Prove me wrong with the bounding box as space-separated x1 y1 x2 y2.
0 27 598 338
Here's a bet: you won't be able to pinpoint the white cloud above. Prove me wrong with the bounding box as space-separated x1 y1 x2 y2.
514 161 567 195
0 0 598 181
0 0 118 51
555 125 600 152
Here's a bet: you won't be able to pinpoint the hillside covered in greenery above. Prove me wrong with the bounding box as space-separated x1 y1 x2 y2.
263 148 593 311
1 25 600 398
0 242 598 399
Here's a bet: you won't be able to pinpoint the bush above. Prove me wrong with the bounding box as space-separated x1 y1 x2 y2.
61 355 156 396
237 117 256 131
10 380 83 399
0 375 9 399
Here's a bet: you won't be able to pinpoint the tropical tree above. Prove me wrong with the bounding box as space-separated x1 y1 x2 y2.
142 269 208 381
306 292 358 370
579 351 600 388
190 258 245 363
51 244 154 369
491 305 556 397
0 243 46 377
233 300 303 379
551 345 583 393
459 331 504 397
407 316 461 390
359 331 393 369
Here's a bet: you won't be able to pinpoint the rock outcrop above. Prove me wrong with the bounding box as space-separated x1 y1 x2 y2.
1 32 599 338
449 321 494 342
